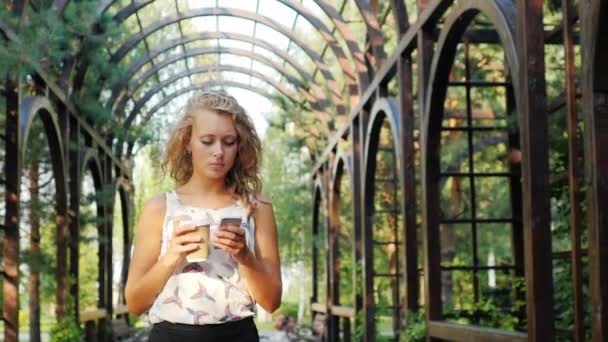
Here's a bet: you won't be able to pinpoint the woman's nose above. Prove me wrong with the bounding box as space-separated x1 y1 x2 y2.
212 142 224 157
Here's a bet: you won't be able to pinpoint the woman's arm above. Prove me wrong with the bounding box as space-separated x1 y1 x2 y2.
240 196 282 312
215 195 282 312
125 195 199 316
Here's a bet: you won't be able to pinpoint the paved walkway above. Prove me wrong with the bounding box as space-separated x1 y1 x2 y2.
260 330 291 341
124 329 292 341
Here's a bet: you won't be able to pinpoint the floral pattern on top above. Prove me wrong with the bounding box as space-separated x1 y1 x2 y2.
147 191 256 325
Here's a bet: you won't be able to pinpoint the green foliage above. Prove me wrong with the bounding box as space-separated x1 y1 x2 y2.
262 100 313 265
0 0 150 144
132 143 175 224
78 174 101 310
444 276 526 331
275 302 299 319
1 2 103 79
353 309 365 341
49 299 84 342
551 181 592 340
546 0 563 13
267 95 329 158
399 310 426 342
0 8 68 78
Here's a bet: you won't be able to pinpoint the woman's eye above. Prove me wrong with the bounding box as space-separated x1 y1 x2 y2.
223 140 236 146
201 140 212 145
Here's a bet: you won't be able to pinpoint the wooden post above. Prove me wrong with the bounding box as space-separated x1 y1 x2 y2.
579 1 608 341
516 0 555 340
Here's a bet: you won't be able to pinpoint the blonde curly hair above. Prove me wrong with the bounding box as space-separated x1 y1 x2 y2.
162 90 263 214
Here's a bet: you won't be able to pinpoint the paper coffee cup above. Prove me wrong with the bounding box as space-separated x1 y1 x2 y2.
186 224 210 262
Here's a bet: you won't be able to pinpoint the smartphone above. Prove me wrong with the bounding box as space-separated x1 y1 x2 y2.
219 217 242 228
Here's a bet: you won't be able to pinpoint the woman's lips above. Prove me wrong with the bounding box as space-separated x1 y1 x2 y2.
209 163 225 169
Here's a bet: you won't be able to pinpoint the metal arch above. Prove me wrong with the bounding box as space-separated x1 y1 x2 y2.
0 23 127 177
19 97 66 173
326 150 354 339
313 175 328 227
311 178 325 305
353 0 387 69
331 152 354 191
113 0 153 22
328 149 356 316
109 7 347 114
271 0 358 95
390 0 411 36
114 47 325 121
329 151 354 232
17 95 70 318
362 97 403 199
423 0 518 122
421 0 519 170
109 0 360 97
108 32 339 117
122 81 281 158
76 147 105 309
313 0 370 92
420 0 519 323
79 148 103 191
122 78 309 158
129 47 308 94
363 97 402 170
122 65 299 128
111 32 315 97
360 96 402 340
111 177 132 307
139 82 279 124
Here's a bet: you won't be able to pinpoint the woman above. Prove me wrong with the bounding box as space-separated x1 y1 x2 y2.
125 91 282 341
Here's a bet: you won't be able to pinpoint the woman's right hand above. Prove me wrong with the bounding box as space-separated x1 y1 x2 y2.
162 215 201 267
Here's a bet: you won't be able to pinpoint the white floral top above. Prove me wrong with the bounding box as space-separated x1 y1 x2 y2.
147 190 256 325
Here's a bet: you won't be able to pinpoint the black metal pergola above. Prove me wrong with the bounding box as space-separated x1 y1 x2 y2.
1 0 607 342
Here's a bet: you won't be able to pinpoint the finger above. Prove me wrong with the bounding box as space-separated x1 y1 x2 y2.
175 234 201 246
214 236 244 249
217 226 245 236
215 232 245 244
213 242 240 255
173 224 196 236
177 243 200 253
214 230 233 240
212 241 230 253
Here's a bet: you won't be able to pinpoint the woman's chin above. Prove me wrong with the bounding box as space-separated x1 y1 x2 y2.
202 169 227 179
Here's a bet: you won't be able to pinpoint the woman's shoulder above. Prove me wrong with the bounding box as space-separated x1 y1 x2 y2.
134 193 169 234
141 193 169 215
250 193 273 219
252 193 272 206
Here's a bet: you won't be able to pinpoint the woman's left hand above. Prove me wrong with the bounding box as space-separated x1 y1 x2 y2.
213 223 250 263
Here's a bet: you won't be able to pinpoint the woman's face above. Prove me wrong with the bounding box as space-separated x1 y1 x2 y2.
188 109 239 181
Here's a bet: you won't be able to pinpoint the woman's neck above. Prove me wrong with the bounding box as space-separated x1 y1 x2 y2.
180 176 229 195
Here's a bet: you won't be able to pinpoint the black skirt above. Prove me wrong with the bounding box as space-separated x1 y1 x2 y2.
149 317 259 342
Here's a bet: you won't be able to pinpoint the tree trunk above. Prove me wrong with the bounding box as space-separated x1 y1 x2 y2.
28 161 41 342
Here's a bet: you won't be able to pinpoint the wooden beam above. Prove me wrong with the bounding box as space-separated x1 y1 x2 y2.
516 0 555 340
580 0 608 341
427 321 527 342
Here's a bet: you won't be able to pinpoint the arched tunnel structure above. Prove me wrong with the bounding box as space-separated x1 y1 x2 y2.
1 0 607 341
